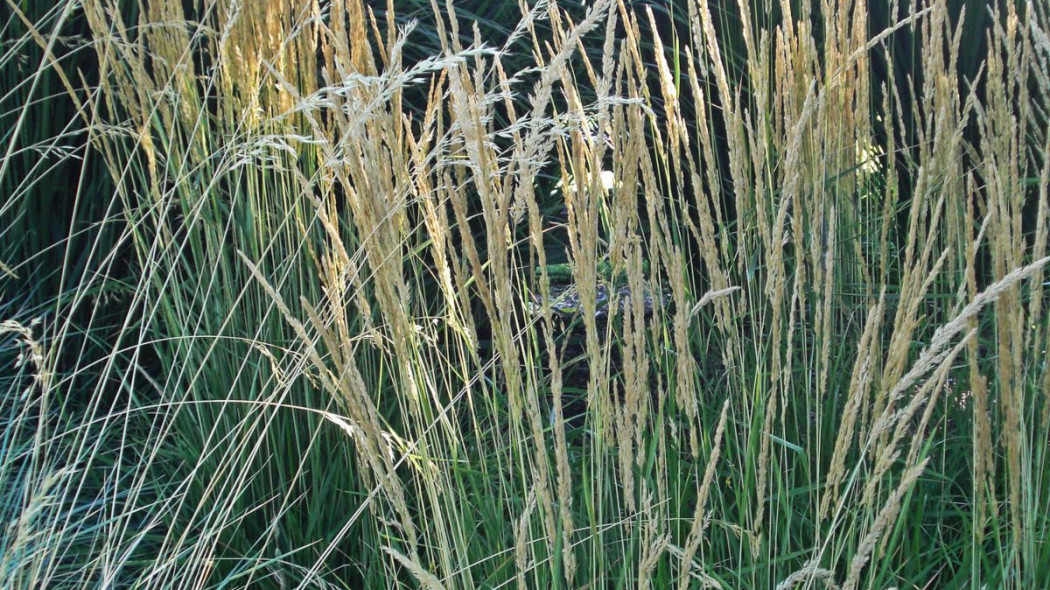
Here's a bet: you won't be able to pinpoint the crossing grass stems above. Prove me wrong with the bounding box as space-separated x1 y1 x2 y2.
2 0 1050 588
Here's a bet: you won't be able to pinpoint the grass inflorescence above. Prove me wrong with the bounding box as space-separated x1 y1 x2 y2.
2 0 1049 588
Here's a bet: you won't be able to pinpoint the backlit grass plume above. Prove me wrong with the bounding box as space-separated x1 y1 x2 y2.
1 0 1048 588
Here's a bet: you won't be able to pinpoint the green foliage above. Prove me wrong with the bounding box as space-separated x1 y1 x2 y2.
2 1 1049 589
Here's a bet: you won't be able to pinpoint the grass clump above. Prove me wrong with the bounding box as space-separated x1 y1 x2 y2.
2 0 1049 588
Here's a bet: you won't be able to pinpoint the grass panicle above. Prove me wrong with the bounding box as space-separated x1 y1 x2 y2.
2 0 1049 588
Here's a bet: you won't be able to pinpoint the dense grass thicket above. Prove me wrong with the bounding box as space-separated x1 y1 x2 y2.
2 0 1049 588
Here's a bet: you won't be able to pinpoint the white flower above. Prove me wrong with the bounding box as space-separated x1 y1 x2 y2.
553 169 619 195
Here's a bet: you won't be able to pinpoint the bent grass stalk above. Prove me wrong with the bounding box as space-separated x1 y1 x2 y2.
2 0 1049 588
